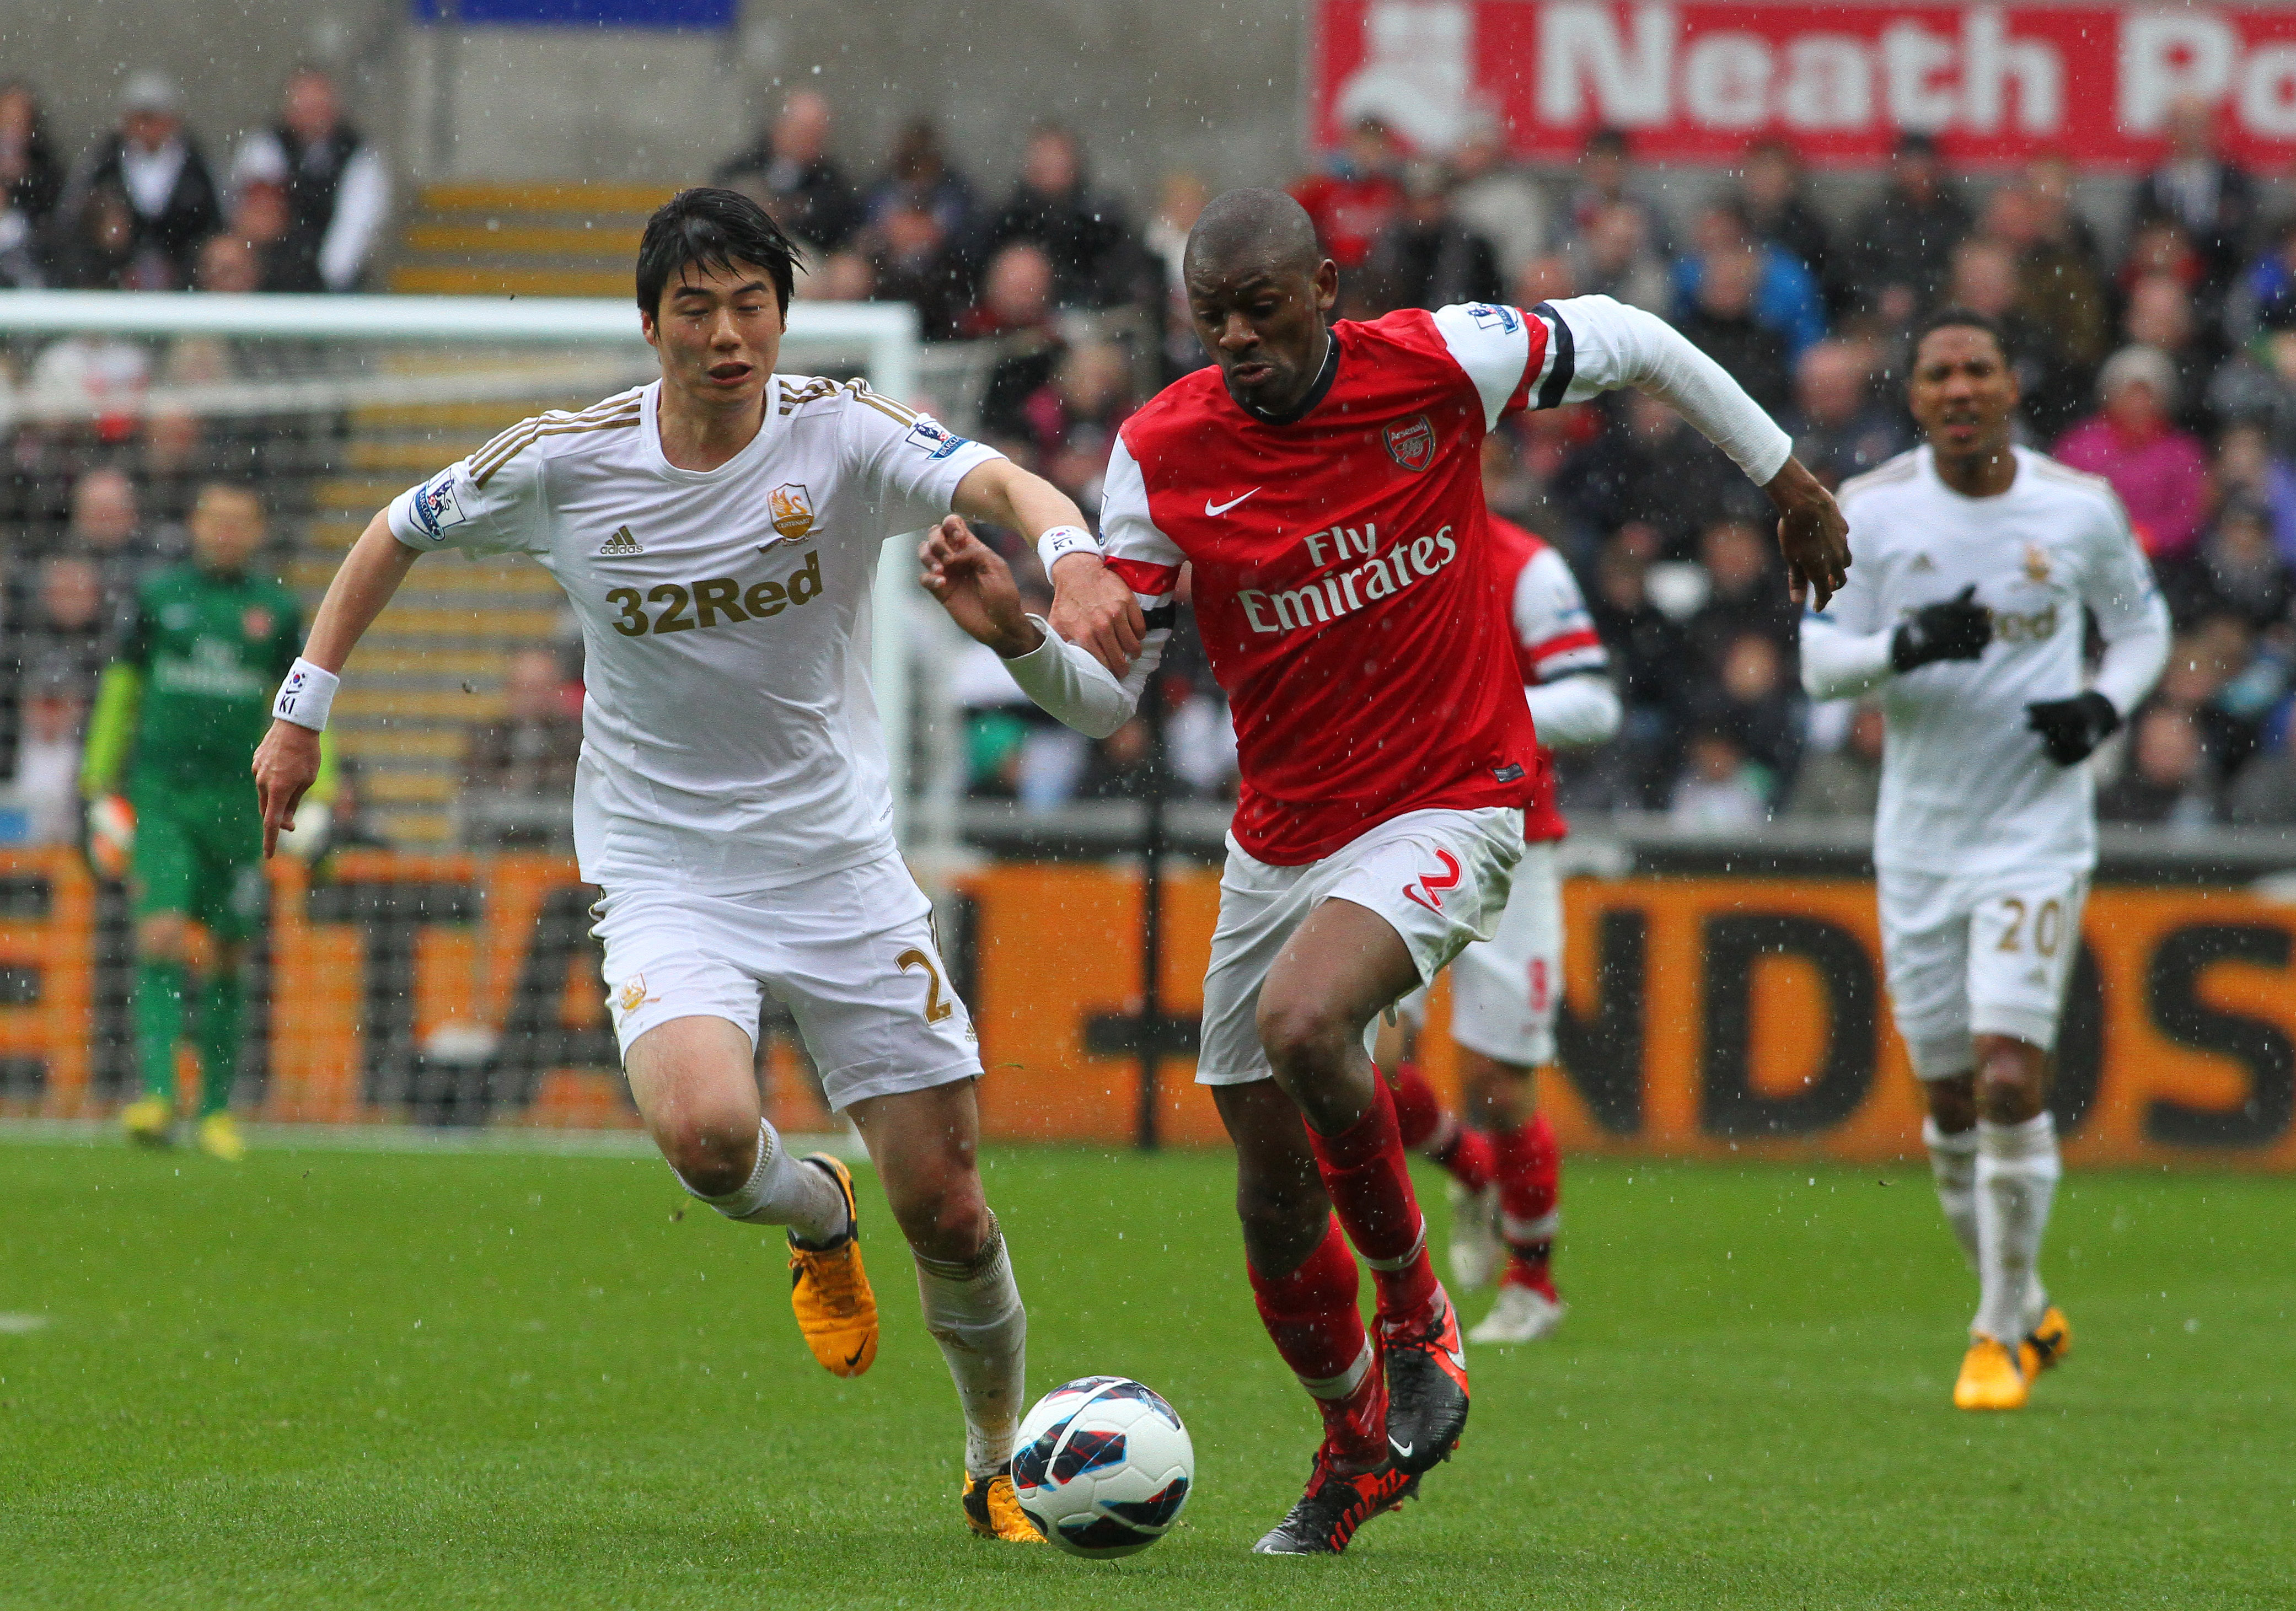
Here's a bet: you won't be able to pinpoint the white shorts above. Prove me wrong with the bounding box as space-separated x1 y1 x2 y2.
1197 807 1524 1087
1397 837 1562 1068
1878 864 2090 1081
591 850 981 1113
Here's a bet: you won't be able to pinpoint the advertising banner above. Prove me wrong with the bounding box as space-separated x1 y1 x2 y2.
4 852 2291 1168
1311 1 2296 165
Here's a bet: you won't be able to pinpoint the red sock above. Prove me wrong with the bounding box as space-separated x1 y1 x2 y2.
1388 1061 1444 1150
1390 1060 1494 1190
1496 1110 1561 1296
1248 1214 1381 1468
1305 1078 1438 1320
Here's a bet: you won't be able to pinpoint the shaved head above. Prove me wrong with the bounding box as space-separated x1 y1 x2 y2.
1184 187 1322 283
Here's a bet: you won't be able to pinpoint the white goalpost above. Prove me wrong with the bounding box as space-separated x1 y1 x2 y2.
0 290 958 866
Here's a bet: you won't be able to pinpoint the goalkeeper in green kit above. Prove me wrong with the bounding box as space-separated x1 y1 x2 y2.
82 481 315 1160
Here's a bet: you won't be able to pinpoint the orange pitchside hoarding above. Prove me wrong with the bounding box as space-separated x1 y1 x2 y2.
3 851 2290 1169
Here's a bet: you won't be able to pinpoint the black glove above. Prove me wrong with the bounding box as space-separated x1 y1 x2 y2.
2025 691 2121 765
1890 583 1994 673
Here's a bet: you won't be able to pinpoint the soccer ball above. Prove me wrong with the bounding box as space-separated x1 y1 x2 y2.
1010 1376 1194 1558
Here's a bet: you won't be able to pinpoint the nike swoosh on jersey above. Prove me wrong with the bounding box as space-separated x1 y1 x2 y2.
1205 487 1261 517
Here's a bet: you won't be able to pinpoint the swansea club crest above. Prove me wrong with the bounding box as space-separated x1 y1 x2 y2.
1383 413 1437 472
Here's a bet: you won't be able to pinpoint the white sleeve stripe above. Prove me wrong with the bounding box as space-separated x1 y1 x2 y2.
1430 303 1531 432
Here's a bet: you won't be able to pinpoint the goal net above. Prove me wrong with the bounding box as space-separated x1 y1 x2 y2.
0 291 961 1135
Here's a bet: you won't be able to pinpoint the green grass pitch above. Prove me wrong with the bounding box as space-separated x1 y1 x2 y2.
4 1139 2292 1609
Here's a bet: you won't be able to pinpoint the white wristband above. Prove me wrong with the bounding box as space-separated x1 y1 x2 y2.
1037 524 1101 575
272 657 340 732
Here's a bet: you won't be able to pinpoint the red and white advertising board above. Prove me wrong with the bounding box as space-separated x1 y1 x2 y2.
1311 1 2296 165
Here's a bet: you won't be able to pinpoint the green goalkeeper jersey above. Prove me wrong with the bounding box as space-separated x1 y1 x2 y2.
104 563 303 791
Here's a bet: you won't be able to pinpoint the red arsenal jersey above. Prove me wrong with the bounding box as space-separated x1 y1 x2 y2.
1101 301 1578 864
1485 515 1610 844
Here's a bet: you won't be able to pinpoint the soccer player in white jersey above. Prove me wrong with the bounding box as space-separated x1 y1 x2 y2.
1801 309 2169 1411
251 189 1129 1539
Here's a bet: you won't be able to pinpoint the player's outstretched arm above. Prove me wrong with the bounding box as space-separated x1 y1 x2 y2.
251 509 420 857
1537 295 1851 606
951 457 1142 676
919 517 1140 740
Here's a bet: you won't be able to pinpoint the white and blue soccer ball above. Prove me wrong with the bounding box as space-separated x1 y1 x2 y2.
1010 1376 1194 1558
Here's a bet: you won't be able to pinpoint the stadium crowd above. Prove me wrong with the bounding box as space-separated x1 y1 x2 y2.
6 71 2296 836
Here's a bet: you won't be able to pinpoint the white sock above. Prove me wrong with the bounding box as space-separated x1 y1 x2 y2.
915 1215 1028 1479
1975 1113 2060 1344
1923 1117 1980 1272
678 1119 846 1244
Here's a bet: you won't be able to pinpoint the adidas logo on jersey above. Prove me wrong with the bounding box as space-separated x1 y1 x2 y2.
599 525 642 556
1909 552 1936 572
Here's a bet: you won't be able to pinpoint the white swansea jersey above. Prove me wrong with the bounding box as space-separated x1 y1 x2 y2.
387 377 1000 893
1822 445 2163 876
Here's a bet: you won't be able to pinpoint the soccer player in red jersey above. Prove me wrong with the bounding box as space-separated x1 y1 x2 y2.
923 189 1848 1555
1376 512 1618 1346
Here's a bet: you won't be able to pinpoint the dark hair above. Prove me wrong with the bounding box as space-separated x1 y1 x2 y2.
635 187 800 317
1911 305 2009 362
194 477 267 513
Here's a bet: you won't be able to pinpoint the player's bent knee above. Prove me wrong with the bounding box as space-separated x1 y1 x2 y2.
135 914 190 963
888 1182 991 1264
658 1117 760 1198
1255 995 1357 1080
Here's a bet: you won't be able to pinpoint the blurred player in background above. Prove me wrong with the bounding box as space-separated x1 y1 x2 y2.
252 189 1119 1540
1801 309 2168 1411
88 481 306 1162
1377 511 1619 1345
922 186 1846 1554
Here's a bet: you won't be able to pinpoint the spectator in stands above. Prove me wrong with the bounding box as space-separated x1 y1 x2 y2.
1787 698 1885 818
1787 339 1908 489
2025 151 2105 271
1554 389 1761 554
1291 115 1403 271
2054 346 2212 562
19 555 111 705
713 89 863 254
1447 113 1547 281
1841 132 1969 325
2228 218 2296 345
2210 422 2296 565
865 198 963 339
1687 515 1796 669
1981 180 2109 404
0 82 62 287
462 646 583 844
138 405 211 530
65 72 219 290
977 123 1138 310
2164 498 2295 631
801 249 875 302
1559 126 1671 259
13 660 84 846
1582 529 1693 808
1144 171 1209 379
966 242 1065 446
866 117 975 240
194 231 262 293
2097 703 2215 826
1693 629 1802 793
49 179 136 291
1945 235 2083 441
1674 198 1824 358
1735 136 1836 309
1018 339 1135 506
1364 163 1502 312
229 67 388 293
65 466 153 631
1559 198 1670 313
2123 272 2217 431
2134 95 2259 315
1669 723 1769 828
1679 245 1790 416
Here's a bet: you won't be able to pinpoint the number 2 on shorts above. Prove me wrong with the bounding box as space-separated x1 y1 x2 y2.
897 947 954 1023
